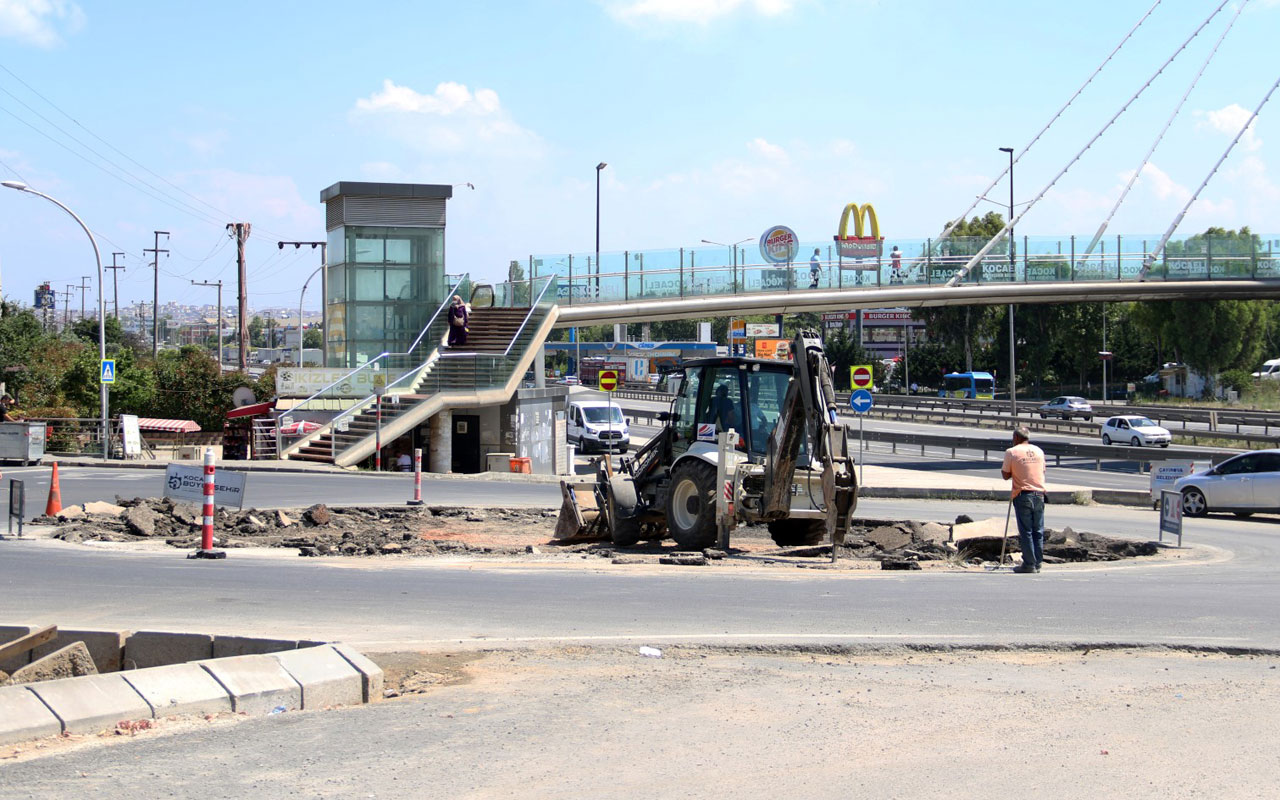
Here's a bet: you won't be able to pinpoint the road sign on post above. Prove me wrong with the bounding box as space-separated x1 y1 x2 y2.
598 369 619 392
100 359 116 384
1159 489 1182 547
849 389 873 488
850 364 873 390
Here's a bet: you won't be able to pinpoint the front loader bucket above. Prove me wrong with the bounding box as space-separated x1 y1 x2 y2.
553 480 605 542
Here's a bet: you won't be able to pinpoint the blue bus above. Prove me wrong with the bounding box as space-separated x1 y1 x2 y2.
940 371 996 399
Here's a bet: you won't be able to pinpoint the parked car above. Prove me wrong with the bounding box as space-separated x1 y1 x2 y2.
1100 415 1171 447
1174 449 1280 517
1252 358 1280 380
1037 396 1094 420
566 399 630 453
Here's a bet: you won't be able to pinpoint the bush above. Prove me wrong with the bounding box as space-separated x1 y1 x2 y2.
1220 369 1255 394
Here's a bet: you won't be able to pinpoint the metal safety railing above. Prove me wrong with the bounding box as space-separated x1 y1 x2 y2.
515 232 1280 307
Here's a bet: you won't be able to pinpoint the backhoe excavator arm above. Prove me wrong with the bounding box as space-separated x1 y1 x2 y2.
760 330 858 543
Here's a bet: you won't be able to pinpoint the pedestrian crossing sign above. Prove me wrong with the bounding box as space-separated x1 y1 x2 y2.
100 359 116 384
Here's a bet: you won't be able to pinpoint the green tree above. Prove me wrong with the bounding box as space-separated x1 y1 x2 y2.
916 213 1006 370
150 346 234 431
248 316 265 347
0 301 48 399
1158 300 1270 396
303 328 323 349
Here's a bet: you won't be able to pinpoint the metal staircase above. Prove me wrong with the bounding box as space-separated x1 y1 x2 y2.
281 276 558 467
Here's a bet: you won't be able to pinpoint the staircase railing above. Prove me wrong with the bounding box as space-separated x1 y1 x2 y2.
279 273 471 452
392 275 558 396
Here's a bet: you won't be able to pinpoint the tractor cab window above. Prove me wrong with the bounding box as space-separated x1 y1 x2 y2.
702 368 742 434
671 366 702 448
746 368 791 456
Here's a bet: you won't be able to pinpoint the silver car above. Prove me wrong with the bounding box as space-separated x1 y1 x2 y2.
1038 396 1093 420
1175 449 1280 517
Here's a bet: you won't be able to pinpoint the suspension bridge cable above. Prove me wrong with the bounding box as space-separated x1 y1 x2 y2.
945 0 1231 287
933 0 1164 251
1078 0 1247 264
1140 74 1280 279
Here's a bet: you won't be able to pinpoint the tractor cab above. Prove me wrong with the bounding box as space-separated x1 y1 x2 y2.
668 357 793 460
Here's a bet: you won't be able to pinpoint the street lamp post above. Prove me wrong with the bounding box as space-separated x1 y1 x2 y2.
999 146 1017 417
4 180 109 459
701 238 751 292
595 162 607 297
278 241 328 365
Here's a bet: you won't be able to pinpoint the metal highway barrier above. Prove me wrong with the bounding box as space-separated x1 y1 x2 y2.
850 392 1280 434
618 404 1237 473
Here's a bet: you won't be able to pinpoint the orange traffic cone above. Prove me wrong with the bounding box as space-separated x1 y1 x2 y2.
45 462 62 517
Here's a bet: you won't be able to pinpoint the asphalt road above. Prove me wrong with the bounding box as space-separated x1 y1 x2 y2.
3 497 1278 649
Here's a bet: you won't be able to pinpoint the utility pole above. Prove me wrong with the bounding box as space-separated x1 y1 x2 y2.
144 231 170 357
78 275 92 324
106 252 126 319
227 223 251 370
192 279 224 367
61 285 74 329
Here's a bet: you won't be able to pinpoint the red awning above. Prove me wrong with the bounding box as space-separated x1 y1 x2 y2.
135 417 202 433
226 401 276 420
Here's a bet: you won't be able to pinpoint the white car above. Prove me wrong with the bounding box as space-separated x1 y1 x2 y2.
1100 415 1171 447
1174 449 1280 517
1038 396 1093 420
566 399 630 454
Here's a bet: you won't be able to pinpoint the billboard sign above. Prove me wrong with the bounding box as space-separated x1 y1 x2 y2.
759 225 799 264
833 203 883 259
744 322 781 338
755 338 792 361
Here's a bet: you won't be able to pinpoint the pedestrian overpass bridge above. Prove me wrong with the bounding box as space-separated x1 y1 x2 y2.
280 245 1280 467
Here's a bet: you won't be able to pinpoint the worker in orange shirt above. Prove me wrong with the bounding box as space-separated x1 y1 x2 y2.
1001 425 1047 573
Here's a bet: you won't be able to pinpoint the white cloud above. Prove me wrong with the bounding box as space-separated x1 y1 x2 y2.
351 80 543 159
747 137 788 162
607 0 795 26
1196 103 1263 152
0 0 84 47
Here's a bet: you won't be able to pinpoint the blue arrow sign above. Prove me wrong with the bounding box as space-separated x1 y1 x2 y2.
849 389 873 414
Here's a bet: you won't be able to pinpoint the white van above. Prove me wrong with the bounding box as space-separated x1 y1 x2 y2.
566 399 630 453
1252 358 1280 380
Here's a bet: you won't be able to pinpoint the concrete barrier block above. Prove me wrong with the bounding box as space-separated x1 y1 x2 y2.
330 643 385 703
199 655 301 715
121 663 233 718
0 625 36 674
272 646 363 709
0 686 63 745
212 635 299 659
30 629 128 674
124 631 213 670
28 673 152 734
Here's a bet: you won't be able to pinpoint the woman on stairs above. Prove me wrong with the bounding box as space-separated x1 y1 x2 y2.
447 294 469 347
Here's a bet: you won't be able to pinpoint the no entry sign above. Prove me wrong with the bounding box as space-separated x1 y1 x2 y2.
850 364 873 390
599 369 620 391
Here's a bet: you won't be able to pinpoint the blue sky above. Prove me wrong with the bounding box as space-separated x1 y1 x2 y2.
1 0 1276 311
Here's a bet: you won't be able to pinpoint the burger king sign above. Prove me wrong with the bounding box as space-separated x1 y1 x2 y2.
758 225 799 265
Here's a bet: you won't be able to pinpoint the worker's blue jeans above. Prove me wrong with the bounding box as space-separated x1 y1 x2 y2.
1012 492 1045 568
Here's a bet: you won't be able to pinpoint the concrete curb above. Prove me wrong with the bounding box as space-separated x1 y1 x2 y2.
0 627 385 746
860 486 1151 508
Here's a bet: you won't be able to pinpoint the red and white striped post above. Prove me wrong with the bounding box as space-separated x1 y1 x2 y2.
407 447 423 506
189 448 226 559
374 390 384 471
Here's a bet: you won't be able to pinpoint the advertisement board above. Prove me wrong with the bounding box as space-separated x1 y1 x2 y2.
744 322 781 338
833 203 883 259
276 368 387 397
729 318 746 341
755 339 792 361
120 414 142 458
163 463 247 509
759 226 799 264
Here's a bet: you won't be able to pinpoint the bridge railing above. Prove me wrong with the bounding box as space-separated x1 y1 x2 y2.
516 232 1280 305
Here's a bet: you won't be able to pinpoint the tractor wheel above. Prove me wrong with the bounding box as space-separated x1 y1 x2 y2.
768 519 826 547
666 459 718 550
608 476 642 548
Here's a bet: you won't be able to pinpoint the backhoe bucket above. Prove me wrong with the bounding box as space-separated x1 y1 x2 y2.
553 480 605 542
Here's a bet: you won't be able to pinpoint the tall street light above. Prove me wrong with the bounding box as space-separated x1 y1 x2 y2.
4 180 109 459
999 146 1017 418
595 162 607 297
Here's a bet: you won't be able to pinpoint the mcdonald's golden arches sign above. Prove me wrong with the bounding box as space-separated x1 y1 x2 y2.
834 203 883 259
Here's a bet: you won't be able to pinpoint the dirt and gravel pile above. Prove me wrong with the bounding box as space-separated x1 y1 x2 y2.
38 497 1161 567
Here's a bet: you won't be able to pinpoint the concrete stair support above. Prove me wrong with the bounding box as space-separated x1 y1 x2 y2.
272 646 365 709
0 686 63 745
121 663 234 718
198 654 302 715
285 303 558 467
27 673 153 734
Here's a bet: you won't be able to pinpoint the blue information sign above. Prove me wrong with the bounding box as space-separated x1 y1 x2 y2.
849 389 873 414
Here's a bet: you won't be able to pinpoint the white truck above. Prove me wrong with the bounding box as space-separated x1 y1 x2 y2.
1252 358 1280 380
566 398 630 454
